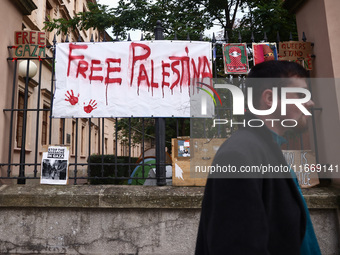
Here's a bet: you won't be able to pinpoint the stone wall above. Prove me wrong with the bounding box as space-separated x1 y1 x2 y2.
0 185 339 254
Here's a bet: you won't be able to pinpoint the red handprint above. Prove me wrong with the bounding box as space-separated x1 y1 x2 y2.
84 100 97 113
65 90 79 105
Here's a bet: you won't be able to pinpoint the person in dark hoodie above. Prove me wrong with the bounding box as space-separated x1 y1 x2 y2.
195 61 321 255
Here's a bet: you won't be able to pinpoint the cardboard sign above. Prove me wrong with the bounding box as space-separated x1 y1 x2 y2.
53 41 212 118
13 31 46 58
278 41 313 70
282 150 319 188
172 138 226 186
252 42 278 66
222 43 249 74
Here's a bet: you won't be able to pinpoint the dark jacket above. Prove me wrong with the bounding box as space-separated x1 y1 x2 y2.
195 122 306 255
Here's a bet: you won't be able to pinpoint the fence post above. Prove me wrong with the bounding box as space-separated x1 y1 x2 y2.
18 60 31 184
154 21 166 186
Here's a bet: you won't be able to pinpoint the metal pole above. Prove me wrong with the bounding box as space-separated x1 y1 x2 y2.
87 118 92 180
155 118 166 186
74 118 79 184
154 21 166 186
7 59 18 177
33 61 43 178
49 35 57 145
18 60 31 184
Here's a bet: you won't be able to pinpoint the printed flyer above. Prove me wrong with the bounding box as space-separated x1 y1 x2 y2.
40 146 69 185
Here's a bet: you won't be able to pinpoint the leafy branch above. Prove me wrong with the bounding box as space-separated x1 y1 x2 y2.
44 2 115 35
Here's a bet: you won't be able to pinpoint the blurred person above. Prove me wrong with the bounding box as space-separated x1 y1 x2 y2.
195 61 321 255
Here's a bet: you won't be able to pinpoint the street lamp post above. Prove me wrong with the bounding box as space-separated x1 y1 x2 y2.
17 59 38 184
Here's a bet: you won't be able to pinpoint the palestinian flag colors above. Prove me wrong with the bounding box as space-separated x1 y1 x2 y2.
222 41 312 73
222 43 249 74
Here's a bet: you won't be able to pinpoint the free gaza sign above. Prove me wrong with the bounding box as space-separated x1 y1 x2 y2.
13 30 46 58
53 41 212 118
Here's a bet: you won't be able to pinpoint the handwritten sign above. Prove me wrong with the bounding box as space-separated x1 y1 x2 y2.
222 43 249 74
13 31 46 58
52 41 212 118
283 150 319 188
278 41 312 70
252 42 278 66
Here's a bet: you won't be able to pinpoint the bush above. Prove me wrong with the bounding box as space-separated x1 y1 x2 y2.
88 154 138 185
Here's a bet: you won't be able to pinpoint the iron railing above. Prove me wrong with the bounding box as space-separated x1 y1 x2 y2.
2 21 320 185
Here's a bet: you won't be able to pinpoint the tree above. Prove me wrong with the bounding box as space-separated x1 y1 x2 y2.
44 0 298 147
44 1 214 40
116 118 190 153
239 0 297 42
44 3 115 37
206 0 249 38
112 0 215 40
44 1 297 42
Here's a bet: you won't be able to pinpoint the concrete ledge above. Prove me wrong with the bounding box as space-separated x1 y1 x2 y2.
302 187 340 209
0 185 205 209
0 184 339 209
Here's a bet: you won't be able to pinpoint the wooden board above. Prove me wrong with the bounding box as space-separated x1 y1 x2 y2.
278 41 313 70
282 150 319 188
172 138 226 186
171 139 319 188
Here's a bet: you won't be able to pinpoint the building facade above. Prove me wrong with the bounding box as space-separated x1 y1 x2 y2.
0 0 151 184
284 0 340 186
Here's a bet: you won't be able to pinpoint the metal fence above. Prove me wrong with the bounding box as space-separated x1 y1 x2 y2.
2 22 319 185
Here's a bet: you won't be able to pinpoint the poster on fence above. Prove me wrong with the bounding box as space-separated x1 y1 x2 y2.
52 41 212 118
278 41 313 70
222 43 249 74
252 42 278 66
282 150 319 188
40 146 69 185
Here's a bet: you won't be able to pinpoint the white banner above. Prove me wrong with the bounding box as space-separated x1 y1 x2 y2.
52 41 212 118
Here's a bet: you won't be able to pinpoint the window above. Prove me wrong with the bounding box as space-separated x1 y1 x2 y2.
59 119 64 145
120 141 124 156
45 1 52 21
16 92 25 148
105 138 108 154
41 106 50 145
120 140 129 157
132 145 135 157
45 1 53 39
40 89 51 147
72 120 76 154
74 0 77 13
94 131 97 154
60 12 68 42
81 124 85 155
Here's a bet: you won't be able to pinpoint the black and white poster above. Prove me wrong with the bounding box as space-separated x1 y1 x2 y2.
40 146 69 185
